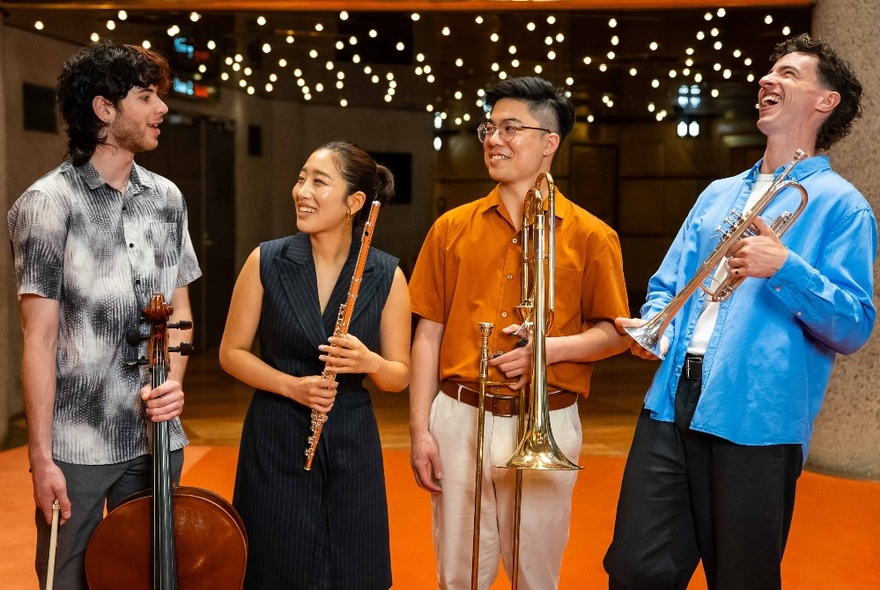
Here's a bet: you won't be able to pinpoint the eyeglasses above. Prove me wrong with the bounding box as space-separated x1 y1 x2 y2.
477 121 552 144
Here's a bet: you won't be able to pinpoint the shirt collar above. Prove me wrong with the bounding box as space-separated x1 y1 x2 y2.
75 160 151 194
747 153 830 185
480 183 571 220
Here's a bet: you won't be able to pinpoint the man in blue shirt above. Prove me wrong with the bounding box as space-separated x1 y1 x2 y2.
604 34 876 590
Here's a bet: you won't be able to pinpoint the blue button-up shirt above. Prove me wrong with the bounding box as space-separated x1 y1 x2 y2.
640 155 876 455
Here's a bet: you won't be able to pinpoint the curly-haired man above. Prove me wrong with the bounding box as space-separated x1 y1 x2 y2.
605 34 875 590
7 42 201 589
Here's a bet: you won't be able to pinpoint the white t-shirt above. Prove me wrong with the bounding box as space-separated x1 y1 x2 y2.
687 173 774 355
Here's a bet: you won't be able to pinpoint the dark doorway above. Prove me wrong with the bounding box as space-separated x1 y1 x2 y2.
137 113 236 351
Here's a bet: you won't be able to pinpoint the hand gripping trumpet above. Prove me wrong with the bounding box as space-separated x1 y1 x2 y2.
304 201 381 471
625 149 809 359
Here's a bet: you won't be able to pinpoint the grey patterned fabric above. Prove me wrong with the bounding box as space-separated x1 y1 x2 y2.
7 161 201 465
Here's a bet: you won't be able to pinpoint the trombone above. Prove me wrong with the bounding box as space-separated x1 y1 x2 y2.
625 149 809 359
471 172 581 590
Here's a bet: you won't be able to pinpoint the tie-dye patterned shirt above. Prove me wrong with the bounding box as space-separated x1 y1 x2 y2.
7 161 201 465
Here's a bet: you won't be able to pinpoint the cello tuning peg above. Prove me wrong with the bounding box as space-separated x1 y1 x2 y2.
124 357 149 367
169 342 194 356
126 328 146 346
169 320 193 331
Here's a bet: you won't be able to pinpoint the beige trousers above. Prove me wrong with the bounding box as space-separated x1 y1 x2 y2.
429 391 582 590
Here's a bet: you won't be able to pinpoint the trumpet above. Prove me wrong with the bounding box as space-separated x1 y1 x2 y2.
625 149 809 359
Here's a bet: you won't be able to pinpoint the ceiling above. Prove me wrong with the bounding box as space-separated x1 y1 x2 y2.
1 3 813 130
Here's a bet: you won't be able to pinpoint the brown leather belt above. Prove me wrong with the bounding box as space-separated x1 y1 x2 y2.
439 380 577 418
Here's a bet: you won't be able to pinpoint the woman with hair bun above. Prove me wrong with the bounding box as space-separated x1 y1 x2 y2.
220 140 411 589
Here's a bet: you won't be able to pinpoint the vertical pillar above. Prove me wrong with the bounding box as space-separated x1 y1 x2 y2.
808 0 880 480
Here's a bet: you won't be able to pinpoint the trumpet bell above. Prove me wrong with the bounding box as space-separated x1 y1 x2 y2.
500 430 582 470
623 322 667 360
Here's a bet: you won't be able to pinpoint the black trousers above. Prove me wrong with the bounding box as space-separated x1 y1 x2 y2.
603 357 803 590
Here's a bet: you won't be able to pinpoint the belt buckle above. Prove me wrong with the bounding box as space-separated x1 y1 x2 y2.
685 356 703 380
491 394 518 417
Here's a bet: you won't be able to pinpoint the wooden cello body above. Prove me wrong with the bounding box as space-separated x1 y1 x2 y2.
85 294 247 589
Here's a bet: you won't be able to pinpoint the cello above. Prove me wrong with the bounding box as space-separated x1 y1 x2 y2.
85 293 247 589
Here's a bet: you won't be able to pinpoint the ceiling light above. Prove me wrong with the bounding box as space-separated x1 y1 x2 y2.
207 40 216 50
599 64 607 72
704 12 713 21
547 16 556 25
566 77 574 85
142 40 151 49
652 79 660 88
286 35 295 44
369 29 378 38
765 15 774 25
262 43 272 54
583 56 592 65
607 51 615 60
535 64 543 74
340 99 348 107
650 42 659 51
90 32 100 42
509 45 517 54
527 22 536 32
315 23 324 32
556 33 565 42
190 12 201 22
696 31 705 40
309 49 318 58
117 10 127 20
244 67 252 76
106 20 116 31
475 16 484 24
34 21 44 30
257 16 266 26
717 8 726 17
629 68 638 76
336 41 344 50
454 90 463 99
278 58 287 67
396 42 405 51
491 33 500 43
611 35 619 46
442 27 451 36
608 18 617 28
265 83 273 92
166 25 180 36
782 26 791 35
548 51 557 60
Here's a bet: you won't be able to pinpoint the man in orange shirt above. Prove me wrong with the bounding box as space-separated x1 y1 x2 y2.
408 76 630 589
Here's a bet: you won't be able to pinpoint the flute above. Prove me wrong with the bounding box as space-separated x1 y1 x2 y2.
304 201 381 471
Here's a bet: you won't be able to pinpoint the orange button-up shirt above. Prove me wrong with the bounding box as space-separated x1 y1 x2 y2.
409 185 629 397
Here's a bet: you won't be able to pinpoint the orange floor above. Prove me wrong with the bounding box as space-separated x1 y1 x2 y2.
2 444 878 589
